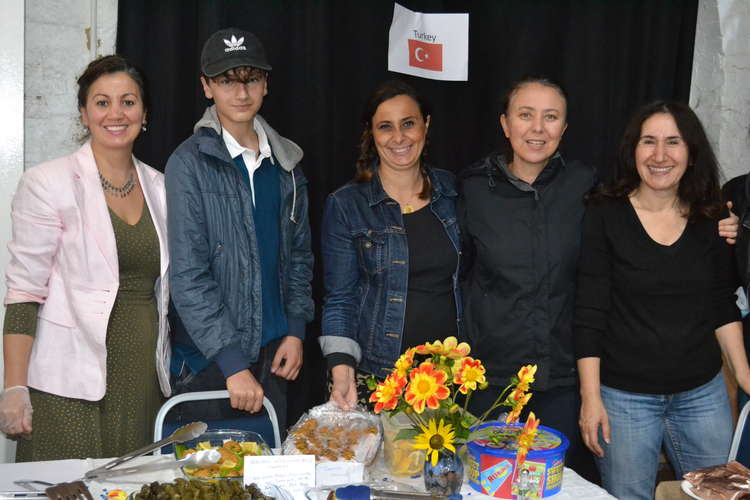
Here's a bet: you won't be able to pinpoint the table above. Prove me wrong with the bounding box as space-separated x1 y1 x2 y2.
0 454 615 500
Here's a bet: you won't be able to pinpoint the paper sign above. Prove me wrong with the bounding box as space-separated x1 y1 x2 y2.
315 461 365 487
388 2 469 81
244 455 315 500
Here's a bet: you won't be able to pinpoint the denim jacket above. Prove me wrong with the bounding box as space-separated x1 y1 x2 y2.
166 106 314 370
319 167 462 376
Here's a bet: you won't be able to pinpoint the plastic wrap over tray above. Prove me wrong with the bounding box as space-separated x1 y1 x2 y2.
283 402 382 464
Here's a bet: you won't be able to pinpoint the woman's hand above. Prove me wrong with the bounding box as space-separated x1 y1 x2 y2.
329 364 357 410
0 386 33 436
719 201 739 245
579 393 610 458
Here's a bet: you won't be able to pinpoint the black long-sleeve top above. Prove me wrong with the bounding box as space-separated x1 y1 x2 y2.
574 197 739 394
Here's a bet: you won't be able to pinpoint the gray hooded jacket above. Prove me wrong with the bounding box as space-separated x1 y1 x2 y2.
165 105 314 369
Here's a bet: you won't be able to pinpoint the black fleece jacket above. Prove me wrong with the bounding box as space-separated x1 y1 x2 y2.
458 152 596 391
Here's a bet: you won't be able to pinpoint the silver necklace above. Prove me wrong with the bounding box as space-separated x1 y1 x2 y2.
98 170 136 198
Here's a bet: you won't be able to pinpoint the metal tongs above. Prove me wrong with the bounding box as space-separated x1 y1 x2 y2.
83 421 208 481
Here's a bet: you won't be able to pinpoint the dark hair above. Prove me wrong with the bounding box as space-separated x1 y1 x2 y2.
354 79 432 199
202 66 268 85
498 77 568 161
591 101 722 220
77 55 149 112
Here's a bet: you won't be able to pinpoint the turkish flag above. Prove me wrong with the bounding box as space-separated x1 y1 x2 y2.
408 39 443 71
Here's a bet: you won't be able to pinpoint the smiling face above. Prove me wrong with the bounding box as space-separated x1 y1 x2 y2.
371 94 430 173
201 67 267 136
79 71 145 152
634 112 689 196
500 82 567 171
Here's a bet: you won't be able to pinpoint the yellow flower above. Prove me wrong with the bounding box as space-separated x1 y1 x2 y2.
453 356 487 394
414 337 470 359
404 362 450 413
413 418 456 466
394 348 416 377
516 365 537 393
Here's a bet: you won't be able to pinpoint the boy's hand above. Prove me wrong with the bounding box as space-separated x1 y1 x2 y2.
226 369 264 413
271 336 303 380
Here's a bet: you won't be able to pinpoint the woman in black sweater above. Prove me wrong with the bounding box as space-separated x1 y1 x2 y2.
575 101 750 500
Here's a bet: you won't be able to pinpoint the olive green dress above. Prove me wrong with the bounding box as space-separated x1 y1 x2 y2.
5 203 163 462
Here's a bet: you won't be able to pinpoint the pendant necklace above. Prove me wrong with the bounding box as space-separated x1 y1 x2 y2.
99 169 136 198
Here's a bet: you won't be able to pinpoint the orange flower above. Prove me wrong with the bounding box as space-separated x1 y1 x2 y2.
404 361 450 413
453 357 486 394
414 337 470 359
505 392 532 424
394 348 416 377
369 372 407 413
515 412 540 467
516 365 537 393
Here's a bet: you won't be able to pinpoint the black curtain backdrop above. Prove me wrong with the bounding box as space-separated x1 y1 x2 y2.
116 0 698 423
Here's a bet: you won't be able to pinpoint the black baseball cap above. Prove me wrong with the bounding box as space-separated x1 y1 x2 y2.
200 28 272 77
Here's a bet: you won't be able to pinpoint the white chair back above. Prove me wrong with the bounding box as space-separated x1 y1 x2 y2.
152 389 281 455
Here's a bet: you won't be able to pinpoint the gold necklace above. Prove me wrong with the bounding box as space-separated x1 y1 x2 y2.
381 179 422 214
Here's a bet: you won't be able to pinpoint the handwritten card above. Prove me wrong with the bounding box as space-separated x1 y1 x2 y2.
315 461 364 487
244 454 315 500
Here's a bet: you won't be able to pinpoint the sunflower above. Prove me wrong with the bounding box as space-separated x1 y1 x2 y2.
404 362 450 413
369 372 407 413
453 357 486 394
413 418 456 466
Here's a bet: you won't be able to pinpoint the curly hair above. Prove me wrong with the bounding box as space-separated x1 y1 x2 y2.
590 101 722 220
354 79 432 199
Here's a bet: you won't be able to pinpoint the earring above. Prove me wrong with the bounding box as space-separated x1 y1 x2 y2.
142 122 147 132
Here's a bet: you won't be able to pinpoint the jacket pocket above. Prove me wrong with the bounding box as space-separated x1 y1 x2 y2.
354 229 387 275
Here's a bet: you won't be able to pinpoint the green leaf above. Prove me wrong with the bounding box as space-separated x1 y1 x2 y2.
394 428 420 441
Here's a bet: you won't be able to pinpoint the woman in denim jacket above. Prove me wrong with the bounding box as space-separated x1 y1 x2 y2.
319 80 462 408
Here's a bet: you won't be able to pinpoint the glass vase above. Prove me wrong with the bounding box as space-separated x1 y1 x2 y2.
423 450 464 495
382 413 426 476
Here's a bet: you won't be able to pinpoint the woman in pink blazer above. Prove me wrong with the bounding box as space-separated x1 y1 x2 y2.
0 55 170 461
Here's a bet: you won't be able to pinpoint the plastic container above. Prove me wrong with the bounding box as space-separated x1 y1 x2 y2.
174 429 272 481
466 422 569 498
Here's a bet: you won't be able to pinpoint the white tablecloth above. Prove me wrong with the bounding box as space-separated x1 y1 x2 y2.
0 454 616 500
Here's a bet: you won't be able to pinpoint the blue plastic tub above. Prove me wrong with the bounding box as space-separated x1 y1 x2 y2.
466 422 569 498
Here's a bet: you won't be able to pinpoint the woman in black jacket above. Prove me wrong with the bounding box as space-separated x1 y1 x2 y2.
459 78 739 483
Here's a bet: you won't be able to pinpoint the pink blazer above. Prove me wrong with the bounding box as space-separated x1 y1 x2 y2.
5 142 171 401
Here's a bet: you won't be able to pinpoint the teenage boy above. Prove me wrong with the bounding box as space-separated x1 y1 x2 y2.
165 28 313 433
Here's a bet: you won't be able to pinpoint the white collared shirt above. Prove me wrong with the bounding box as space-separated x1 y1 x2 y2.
222 118 274 205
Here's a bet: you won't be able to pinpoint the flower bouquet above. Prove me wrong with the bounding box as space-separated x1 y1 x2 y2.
368 337 538 494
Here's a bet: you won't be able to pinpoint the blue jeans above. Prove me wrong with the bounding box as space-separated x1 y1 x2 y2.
596 373 732 500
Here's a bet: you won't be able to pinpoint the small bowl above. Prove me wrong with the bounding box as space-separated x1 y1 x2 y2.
174 429 272 481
